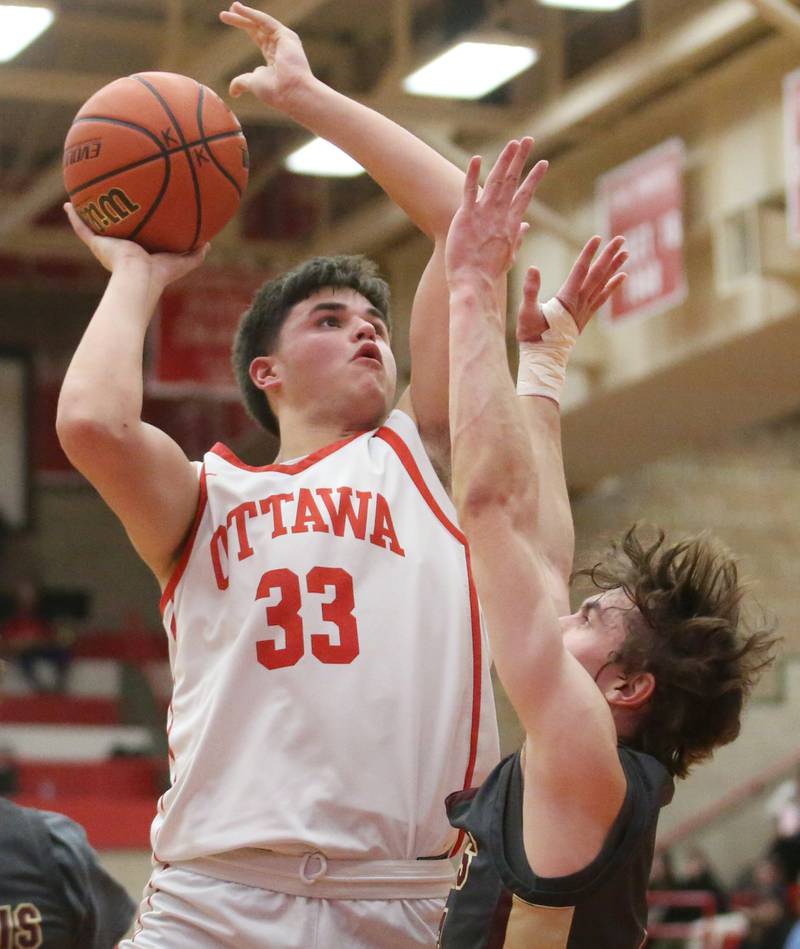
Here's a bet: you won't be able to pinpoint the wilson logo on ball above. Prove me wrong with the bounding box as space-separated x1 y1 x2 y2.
64 140 102 166
77 188 141 232
63 71 249 252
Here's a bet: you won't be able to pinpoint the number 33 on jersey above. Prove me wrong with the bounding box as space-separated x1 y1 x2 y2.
152 410 499 865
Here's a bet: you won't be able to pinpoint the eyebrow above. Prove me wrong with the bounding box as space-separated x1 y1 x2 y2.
581 598 603 621
308 301 387 324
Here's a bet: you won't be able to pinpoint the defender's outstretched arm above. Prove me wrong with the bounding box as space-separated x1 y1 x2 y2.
512 239 627 613
446 145 627 878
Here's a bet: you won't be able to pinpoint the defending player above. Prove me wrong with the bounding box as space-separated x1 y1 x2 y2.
56 7 504 947
439 143 778 947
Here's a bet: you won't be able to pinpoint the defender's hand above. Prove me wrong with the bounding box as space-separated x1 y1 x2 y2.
220 3 315 109
516 236 628 343
445 138 547 288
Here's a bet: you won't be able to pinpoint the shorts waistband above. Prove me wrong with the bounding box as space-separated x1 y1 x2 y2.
177 849 456 900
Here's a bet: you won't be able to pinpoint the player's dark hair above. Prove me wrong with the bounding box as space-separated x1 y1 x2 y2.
574 525 778 779
232 255 391 435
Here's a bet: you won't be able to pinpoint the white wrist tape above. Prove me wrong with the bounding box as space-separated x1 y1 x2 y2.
516 298 578 405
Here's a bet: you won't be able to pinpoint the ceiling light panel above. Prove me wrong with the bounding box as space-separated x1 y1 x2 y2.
285 139 365 178
0 5 55 64
403 41 538 100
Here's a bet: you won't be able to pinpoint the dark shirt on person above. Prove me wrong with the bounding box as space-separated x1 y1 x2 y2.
0 797 135 948
439 744 674 948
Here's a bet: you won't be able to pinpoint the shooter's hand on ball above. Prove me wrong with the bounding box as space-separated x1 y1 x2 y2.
220 3 316 109
64 203 209 287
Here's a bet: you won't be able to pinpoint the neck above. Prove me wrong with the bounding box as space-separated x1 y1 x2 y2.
274 409 382 463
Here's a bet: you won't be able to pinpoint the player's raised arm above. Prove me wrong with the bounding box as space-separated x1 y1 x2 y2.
56 205 208 585
219 2 479 455
512 237 627 615
445 144 630 877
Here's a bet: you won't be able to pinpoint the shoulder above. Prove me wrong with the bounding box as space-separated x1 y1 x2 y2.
446 753 518 829
38 809 94 867
618 745 674 810
0 798 52 844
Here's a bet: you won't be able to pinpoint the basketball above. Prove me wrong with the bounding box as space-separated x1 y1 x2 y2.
62 72 249 254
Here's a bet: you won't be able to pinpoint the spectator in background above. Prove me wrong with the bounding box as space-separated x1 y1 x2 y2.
782 883 800 949
0 660 135 946
0 578 72 693
648 849 685 948
739 855 794 949
650 849 679 892
0 796 136 948
765 769 800 887
677 847 728 916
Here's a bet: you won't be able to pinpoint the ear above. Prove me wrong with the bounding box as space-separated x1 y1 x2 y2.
249 355 280 394
605 670 655 712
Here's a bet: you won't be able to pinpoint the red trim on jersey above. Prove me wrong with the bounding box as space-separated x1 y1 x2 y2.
159 466 209 615
375 426 483 855
210 432 361 474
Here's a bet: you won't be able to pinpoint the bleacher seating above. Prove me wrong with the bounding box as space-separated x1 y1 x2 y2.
1 642 170 849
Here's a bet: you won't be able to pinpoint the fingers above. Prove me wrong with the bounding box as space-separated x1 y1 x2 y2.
504 137 534 192
229 73 253 98
218 9 264 45
477 138 544 228
462 155 482 207
556 235 601 308
512 221 531 258
582 237 627 307
224 2 282 32
185 242 212 266
516 267 547 342
584 235 625 284
510 158 548 220
523 265 542 303
63 202 95 245
220 4 285 62
482 140 521 194
589 271 627 312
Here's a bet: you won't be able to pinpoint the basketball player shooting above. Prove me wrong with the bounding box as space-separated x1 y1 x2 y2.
438 144 778 946
56 5 512 946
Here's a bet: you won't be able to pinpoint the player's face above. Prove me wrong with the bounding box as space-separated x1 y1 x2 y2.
268 287 397 429
559 588 635 686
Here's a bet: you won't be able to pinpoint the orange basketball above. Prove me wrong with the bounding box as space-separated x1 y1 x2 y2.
63 72 249 253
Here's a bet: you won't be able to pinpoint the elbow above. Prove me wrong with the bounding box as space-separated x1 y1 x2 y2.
456 476 535 532
56 400 131 469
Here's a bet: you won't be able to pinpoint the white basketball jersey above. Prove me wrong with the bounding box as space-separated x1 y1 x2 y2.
152 410 499 863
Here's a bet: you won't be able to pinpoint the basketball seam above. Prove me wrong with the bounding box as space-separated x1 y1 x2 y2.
127 154 172 244
132 74 204 250
67 110 174 245
65 127 244 198
195 91 245 199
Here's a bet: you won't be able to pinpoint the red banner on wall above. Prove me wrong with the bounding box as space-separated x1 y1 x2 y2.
150 266 267 396
784 68 800 247
596 138 687 324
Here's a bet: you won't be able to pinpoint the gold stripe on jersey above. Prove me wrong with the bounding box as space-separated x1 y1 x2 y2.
503 895 574 948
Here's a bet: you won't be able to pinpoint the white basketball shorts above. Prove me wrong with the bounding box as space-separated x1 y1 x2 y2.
122 863 443 948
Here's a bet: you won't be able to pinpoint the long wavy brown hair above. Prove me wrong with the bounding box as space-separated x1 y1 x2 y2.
574 526 779 778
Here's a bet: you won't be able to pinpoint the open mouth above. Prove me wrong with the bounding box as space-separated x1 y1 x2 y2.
353 342 383 365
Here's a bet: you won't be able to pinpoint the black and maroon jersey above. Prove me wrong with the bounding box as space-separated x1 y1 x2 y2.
439 745 673 949
0 798 134 948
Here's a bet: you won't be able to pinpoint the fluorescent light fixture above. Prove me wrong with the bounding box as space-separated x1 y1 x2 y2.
0 4 55 63
403 41 538 100
537 0 635 10
285 138 365 178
